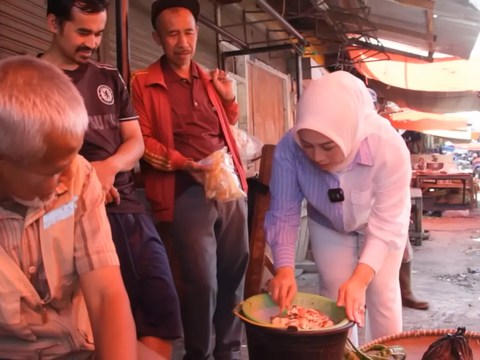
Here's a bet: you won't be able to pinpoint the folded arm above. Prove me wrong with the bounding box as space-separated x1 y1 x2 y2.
104 72 145 173
130 75 190 172
264 133 304 270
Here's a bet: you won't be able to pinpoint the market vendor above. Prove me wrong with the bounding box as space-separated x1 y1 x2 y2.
265 71 410 345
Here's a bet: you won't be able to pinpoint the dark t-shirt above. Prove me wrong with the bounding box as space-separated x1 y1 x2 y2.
63 60 144 214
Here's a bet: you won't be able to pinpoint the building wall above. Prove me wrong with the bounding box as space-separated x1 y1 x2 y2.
0 0 294 152
110 0 290 73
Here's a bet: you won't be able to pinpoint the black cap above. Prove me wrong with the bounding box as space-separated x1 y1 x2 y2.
151 0 200 29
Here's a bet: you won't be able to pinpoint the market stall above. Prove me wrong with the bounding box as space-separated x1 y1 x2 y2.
411 154 477 213
414 173 476 212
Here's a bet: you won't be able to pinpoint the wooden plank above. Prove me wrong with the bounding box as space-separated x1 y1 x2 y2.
248 63 287 145
425 9 435 54
244 144 276 299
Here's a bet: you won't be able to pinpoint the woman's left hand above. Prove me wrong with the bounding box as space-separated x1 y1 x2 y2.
337 263 375 327
337 277 367 327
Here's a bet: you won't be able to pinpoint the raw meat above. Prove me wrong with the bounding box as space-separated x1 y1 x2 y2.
270 305 335 330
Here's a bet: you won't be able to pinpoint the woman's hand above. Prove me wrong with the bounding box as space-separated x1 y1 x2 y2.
269 267 297 311
337 263 375 327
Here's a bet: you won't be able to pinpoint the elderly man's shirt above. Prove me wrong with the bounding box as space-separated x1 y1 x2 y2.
160 56 227 197
0 156 119 299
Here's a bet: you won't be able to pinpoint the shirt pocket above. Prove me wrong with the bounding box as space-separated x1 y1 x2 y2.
349 189 373 229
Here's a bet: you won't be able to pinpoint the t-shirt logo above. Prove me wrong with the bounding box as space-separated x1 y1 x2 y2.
97 85 114 105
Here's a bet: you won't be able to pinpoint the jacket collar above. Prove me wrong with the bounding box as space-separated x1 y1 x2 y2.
146 59 167 88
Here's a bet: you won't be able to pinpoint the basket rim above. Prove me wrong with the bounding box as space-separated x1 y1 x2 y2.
360 329 480 350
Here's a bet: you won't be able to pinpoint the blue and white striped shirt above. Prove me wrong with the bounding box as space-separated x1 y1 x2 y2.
265 129 411 272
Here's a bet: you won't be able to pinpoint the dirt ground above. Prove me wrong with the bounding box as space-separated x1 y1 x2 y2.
173 214 480 358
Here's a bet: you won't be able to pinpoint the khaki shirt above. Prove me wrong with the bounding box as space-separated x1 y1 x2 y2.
0 155 119 297
0 155 119 358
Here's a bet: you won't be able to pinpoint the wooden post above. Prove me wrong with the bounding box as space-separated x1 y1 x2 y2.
245 145 276 299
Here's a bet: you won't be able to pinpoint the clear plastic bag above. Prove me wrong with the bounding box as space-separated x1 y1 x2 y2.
230 126 263 162
198 147 246 202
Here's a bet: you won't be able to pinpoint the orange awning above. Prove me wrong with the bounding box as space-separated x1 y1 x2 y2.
384 111 468 132
351 49 480 92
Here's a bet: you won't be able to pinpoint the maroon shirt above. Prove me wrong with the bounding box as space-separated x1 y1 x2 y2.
63 60 144 214
161 56 226 197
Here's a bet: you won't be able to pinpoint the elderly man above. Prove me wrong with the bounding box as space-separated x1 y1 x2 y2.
130 1 249 359
0 56 165 359
37 0 183 357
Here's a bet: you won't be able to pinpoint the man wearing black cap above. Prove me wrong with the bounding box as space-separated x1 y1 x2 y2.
131 1 249 360
37 0 183 358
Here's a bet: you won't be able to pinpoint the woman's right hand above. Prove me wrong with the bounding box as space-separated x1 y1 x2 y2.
269 267 297 311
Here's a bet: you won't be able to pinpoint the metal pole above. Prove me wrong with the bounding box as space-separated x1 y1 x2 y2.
256 0 307 46
349 40 434 62
222 43 294 59
221 43 295 72
295 54 303 99
214 3 223 69
198 15 247 50
115 0 130 82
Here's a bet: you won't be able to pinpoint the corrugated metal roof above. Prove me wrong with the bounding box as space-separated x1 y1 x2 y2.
369 79 480 113
359 0 480 59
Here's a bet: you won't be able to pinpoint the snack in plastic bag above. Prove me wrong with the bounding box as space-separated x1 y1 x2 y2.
421 327 473 360
198 148 246 202
230 126 263 162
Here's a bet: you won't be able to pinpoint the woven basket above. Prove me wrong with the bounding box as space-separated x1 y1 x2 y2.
360 329 480 358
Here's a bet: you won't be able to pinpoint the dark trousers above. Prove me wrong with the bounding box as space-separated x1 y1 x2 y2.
107 213 183 340
171 185 249 360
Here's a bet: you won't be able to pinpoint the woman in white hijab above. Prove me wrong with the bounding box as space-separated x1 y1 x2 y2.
264 71 411 344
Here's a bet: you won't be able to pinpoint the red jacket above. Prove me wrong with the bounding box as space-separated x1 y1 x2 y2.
130 60 247 221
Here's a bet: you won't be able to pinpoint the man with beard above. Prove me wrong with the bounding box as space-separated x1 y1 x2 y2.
0 55 164 360
130 1 249 359
38 1 183 358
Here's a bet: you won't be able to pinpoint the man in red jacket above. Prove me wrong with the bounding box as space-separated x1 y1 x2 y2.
130 1 249 359
38 1 183 358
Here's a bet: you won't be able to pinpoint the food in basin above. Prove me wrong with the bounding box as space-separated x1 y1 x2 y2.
271 305 335 329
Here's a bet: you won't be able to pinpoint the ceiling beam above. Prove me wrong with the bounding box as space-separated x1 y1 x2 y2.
394 0 435 11
374 21 434 42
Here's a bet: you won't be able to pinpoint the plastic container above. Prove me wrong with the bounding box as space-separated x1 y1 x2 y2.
234 293 355 360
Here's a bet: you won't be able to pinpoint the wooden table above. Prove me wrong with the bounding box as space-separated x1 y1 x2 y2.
414 173 476 212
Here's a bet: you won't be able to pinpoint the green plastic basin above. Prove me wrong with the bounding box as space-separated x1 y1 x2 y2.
240 292 350 331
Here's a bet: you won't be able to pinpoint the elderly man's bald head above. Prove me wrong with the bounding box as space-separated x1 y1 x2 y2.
0 56 88 163
0 56 88 205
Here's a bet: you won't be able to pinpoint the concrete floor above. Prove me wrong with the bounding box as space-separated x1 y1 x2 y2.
173 215 480 359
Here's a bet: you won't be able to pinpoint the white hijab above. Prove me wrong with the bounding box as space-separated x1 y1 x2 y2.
294 71 384 172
